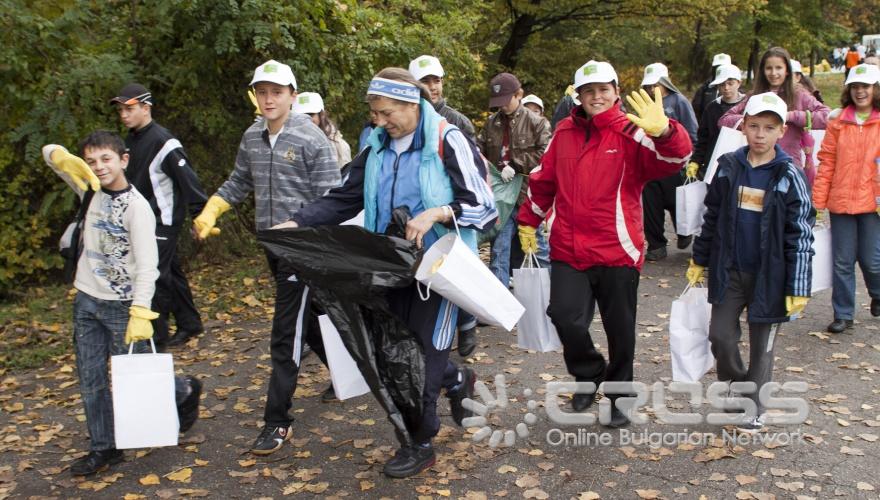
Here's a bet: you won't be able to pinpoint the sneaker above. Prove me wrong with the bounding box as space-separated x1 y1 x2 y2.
827 319 854 334
871 298 880 317
457 327 478 358
645 247 667 261
383 444 436 478
250 425 292 455
736 415 765 433
70 449 124 476
177 376 203 433
321 384 337 403
570 392 595 412
602 406 630 429
676 235 693 250
448 367 476 426
168 329 202 347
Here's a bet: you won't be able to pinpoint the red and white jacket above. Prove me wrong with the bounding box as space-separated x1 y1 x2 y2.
517 102 692 271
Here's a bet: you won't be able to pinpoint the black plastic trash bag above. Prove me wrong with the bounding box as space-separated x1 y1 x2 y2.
258 225 425 447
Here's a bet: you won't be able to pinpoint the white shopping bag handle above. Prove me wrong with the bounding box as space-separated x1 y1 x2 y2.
520 251 541 269
416 206 460 303
127 338 158 355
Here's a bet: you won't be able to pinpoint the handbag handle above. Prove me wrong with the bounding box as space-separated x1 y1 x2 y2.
127 338 158 355
520 251 541 269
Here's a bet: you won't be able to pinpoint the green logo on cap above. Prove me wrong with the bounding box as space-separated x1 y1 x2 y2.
762 94 779 104
299 95 310 103
264 64 278 73
419 59 431 68
583 65 597 76
646 67 654 74
857 66 868 74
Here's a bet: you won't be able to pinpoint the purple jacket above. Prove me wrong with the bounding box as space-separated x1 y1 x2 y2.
718 89 830 168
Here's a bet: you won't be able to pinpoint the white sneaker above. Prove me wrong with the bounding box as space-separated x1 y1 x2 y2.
736 415 765 434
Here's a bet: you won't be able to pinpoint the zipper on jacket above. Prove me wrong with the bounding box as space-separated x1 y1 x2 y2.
389 151 402 217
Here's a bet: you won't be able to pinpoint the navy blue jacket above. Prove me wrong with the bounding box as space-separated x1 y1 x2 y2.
692 146 814 323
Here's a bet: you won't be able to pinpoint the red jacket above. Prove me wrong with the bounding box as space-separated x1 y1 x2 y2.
517 103 692 271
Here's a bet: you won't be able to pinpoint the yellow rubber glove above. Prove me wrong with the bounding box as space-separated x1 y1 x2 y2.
193 195 231 240
518 225 538 254
686 161 699 180
248 89 262 116
50 148 100 191
785 296 809 317
686 259 705 286
125 306 160 344
625 87 670 138
815 209 824 222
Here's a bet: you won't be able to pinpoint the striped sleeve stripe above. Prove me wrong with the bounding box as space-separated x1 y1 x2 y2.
432 299 457 350
788 166 814 296
149 139 182 226
633 129 691 164
447 130 497 229
525 186 547 218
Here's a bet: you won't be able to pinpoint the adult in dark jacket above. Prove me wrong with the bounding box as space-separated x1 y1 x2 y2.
687 64 745 179
692 53 732 125
111 83 209 349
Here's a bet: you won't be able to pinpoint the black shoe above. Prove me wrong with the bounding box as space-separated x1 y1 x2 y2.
250 425 292 455
70 449 124 476
457 327 478 357
177 376 202 433
676 235 693 250
603 406 630 429
871 298 880 317
383 444 436 478
321 384 337 403
571 392 596 412
645 247 667 261
827 319 854 334
168 329 202 347
448 367 476 426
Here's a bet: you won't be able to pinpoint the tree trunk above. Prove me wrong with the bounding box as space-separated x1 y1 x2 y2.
747 19 762 85
689 19 707 86
497 13 538 71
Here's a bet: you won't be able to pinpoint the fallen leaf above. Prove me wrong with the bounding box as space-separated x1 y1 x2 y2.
304 482 329 493
857 482 874 491
515 475 540 489
751 449 775 459
523 489 549 499
709 473 727 481
139 474 161 485
611 465 629 474
578 493 600 500
736 475 758 486
166 468 193 483
775 481 804 491
635 489 661 499
840 446 864 456
497 465 517 474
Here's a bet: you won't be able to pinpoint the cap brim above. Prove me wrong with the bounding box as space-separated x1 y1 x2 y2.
109 96 144 106
489 93 514 108
641 76 662 86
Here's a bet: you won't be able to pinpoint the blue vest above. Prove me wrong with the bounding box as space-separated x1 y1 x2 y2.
363 99 478 252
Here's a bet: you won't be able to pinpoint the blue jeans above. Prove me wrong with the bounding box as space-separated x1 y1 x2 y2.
829 212 880 320
490 212 550 287
73 292 187 451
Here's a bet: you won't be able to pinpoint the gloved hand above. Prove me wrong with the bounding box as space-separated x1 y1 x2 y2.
785 296 810 317
518 225 537 254
815 209 824 222
625 87 670 138
193 196 231 240
247 89 262 116
50 148 100 191
500 164 516 183
125 306 160 344
686 162 699 180
686 259 705 286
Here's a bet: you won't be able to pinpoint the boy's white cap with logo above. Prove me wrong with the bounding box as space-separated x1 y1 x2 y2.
292 92 324 114
710 64 743 86
790 60 803 74
521 94 544 110
712 53 732 66
640 62 669 86
409 55 444 81
573 61 618 89
250 59 297 89
744 92 788 124
845 63 880 86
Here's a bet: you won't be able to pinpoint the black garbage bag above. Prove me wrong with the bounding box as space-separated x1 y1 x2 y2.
257 224 425 447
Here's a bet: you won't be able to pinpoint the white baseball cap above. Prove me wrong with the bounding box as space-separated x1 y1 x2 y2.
250 59 297 89
521 94 544 110
641 63 669 86
712 53 732 66
790 60 803 74
744 92 788 124
573 60 618 90
292 92 324 114
710 64 743 86
845 63 880 85
409 55 444 81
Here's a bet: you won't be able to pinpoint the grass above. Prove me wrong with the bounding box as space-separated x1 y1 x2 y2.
810 71 846 108
0 284 74 373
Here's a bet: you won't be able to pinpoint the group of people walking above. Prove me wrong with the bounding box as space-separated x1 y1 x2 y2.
46 43 879 480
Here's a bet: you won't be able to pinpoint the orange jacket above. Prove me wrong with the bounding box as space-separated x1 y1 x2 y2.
813 106 880 214
845 50 861 69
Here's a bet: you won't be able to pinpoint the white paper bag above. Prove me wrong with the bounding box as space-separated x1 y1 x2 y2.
111 341 179 449
513 254 562 352
811 224 833 294
415 220 525 331
675 180 708 236
705 126 746 183
669 287 714 382
318 315 370 401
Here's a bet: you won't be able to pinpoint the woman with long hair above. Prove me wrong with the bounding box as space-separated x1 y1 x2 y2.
292 92 352 169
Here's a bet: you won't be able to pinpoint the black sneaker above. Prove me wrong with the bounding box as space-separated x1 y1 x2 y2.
602 406 630 429
177 376 202 433
827 319 854 333
448 367 476 426
70 449 124 476
321 384 337 403
168 329 202 347
645 247 667 262
457 327 478 357
676 235 693 250
383 444 436 478
871 298 880 317
250 425 292 455
571 392 595 412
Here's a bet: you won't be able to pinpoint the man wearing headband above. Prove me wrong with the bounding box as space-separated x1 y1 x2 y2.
192 60 340 456
110 83 210 350
291 67 497 478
